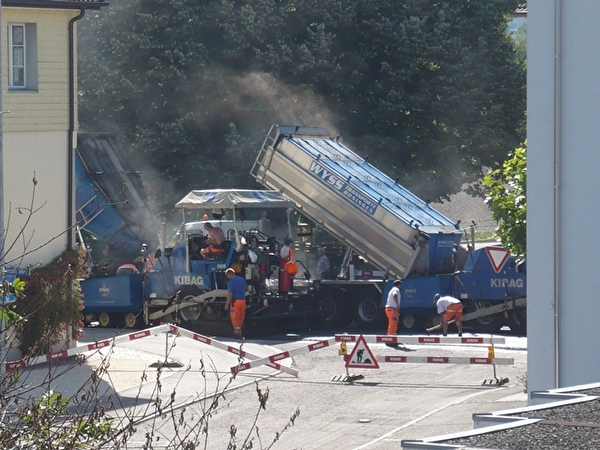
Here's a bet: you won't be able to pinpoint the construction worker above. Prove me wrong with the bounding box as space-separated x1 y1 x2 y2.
224 268 248 339
434 293 463 336
200 223 225 258
315 246 331 280
384 280 402 343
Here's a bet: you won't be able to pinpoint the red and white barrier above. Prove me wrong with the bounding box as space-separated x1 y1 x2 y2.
335 334 505 345
383 355 513 365
231 337 337 374
5 327 512 382
170 325 298 376
5 325 170 371
5 324 298 377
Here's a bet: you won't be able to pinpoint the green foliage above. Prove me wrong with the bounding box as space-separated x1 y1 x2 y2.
482 144 526 256
15 250 85 354
79 0 525 217
21 390 115 447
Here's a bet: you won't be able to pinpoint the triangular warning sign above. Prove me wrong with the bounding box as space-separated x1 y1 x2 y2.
346 335 379 369
485 247 510 273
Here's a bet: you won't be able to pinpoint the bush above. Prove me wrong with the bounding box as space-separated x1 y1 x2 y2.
15 249 84 354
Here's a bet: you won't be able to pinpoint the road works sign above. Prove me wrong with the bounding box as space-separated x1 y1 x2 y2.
346 335 379 369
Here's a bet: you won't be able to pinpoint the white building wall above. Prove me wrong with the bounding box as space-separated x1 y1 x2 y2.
3 131 69 266
528 0 600 397
1 7 77 267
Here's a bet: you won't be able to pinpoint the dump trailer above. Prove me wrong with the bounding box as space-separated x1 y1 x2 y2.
76 133 160 271
251 125 526 333
252 125 463 280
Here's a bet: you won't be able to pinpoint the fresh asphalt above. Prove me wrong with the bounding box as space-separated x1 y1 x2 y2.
17 325 528 449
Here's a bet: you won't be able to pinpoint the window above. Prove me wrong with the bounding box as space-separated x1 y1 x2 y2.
8 23 38 91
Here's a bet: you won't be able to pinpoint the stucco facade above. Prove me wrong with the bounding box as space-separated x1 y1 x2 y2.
1 2 106 267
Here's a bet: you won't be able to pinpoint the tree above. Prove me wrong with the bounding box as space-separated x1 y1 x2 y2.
78 0 525 217
482 144 526 256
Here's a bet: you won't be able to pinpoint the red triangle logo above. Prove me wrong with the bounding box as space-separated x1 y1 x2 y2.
485 247 510 273
346 335 379 369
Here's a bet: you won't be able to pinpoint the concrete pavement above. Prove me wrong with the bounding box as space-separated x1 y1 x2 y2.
9 326 528 449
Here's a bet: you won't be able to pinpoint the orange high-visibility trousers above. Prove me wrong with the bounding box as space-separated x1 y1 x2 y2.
443 303 463 322
385 307 399 335
230 299 247 328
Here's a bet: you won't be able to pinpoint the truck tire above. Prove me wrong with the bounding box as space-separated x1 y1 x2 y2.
400 314 424 332
424 314 442 330
316 295 352 328
179 295 203 322
354 297 384 329
468 301 504 332
508 307 527 335
98 313 112 328
124 312 139 328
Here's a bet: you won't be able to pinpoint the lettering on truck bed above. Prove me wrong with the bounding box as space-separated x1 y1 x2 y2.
308 160 378 215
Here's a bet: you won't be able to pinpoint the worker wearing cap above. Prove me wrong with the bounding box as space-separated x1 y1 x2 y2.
384 280 402 336
434 293 463 336
279 237 298 276
224 268 248 339
279 237 294 260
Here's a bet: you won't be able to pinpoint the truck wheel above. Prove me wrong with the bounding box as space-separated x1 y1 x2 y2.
508 307 527 335
124 312 138 328
424 315 442 330
98 313 111 328
470 301 504 332
179 295 203 322
354 297 384 329
317 295 352 328
401 314 424 332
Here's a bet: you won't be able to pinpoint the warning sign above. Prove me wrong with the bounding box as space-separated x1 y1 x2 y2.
346 335 379 369
485 247 510 273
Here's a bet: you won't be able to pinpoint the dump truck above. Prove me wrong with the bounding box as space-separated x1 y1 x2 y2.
250 125 526 334
79 127 526 335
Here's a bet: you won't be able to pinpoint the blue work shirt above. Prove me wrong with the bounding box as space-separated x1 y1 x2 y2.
228 275 247 300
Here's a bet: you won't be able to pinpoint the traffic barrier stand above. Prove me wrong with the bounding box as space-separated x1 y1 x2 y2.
481 338 509 386
334 334 512 386
331 340 363 382
150 325 184 368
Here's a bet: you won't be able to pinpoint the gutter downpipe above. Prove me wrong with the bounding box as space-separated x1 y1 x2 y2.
68 8 85 251
553 0 562 389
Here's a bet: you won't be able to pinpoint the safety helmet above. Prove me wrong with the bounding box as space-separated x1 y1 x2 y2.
433 293 441 303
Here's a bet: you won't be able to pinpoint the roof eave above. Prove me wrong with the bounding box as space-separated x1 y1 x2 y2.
2 0 109 10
